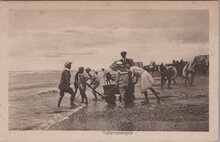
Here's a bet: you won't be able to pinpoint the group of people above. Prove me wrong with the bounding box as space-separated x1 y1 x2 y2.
57 51 162 109
57 62 100 109
113 51 160 107
171 59 188 77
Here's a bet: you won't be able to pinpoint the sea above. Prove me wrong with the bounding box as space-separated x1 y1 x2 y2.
9 70 88 130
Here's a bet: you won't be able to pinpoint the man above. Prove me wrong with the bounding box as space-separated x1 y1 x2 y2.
58 62 75 109
119 51 134 66
85 67 100 100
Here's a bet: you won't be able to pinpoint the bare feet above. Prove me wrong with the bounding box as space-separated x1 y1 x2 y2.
141 101 149 105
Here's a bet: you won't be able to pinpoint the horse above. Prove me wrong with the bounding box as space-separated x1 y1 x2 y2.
182 58 198 86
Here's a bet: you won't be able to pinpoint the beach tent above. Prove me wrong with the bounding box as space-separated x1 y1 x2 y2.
194 55 209 65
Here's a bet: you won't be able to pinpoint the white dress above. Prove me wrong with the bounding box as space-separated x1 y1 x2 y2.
130 66 155 92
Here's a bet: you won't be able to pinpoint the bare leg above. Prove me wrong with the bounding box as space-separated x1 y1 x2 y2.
142 91 149 104
92 82 99 100
84 94 88 104
82 88 88 105
185 77 187 86
69 89 75 109
57 91 64 108
190 73 194 87
161 74 164 90
92 90 98 99
79 89 84 103
80 95 84 103
167 78 171 89
150 88 160 103
119 86 126 107
74 87 78 96
120 93 125 107
173 79 176 84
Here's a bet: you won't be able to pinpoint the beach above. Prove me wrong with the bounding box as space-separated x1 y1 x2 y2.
9 70 208 131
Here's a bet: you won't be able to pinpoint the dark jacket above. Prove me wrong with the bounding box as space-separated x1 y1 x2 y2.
59 69 71 91
120 58 134 66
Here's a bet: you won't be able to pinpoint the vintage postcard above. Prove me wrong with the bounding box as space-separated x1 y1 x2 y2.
0 1 218 142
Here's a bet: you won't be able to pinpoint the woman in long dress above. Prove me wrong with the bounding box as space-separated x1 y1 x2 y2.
129 66 160 104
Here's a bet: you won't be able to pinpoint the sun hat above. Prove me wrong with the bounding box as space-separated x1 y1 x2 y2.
64 62 72 67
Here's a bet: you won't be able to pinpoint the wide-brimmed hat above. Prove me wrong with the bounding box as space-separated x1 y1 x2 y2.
65 62 72 66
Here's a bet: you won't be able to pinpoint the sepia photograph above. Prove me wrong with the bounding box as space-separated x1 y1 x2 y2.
0 1 218 142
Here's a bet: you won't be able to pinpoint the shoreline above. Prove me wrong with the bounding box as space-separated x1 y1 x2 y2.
42 104 86 130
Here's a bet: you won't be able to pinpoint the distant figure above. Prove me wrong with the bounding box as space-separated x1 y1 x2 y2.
93 70 98 75
159 63 166 73
77 67 88 104
130 66 160 105
201 58 207 75
58 62 75 109
85 67 100 100
179 59 185 76
149 61 156 75
120 51 134 66
102 68 113 85
182 59 198 86
161 66 177 89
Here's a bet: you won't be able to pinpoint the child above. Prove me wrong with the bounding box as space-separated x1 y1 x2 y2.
85 67 100 100
115 61 130 108
77 67 88 105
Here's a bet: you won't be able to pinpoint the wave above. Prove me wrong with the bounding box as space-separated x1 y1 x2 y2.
37 88 59 96
9 70 61 76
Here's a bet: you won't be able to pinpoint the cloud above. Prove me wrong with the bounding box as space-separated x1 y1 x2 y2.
9 10 208 30
8 10 209 70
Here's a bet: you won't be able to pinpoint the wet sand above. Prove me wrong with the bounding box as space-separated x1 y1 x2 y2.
47 75 209 131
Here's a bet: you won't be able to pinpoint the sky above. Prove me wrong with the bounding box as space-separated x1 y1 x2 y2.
8 10 209 71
